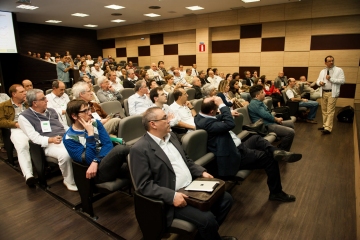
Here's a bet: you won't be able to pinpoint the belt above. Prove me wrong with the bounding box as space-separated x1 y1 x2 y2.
323 89 332 92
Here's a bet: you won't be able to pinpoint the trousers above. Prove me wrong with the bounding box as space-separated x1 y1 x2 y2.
321 91 337 132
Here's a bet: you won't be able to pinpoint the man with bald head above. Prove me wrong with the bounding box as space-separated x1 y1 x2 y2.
46 80 70 129
147 62 164 85
22 79 33 91
274 71 288 90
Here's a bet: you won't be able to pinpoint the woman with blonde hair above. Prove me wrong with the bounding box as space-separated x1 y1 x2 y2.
216 80 234 108
163 75 181 93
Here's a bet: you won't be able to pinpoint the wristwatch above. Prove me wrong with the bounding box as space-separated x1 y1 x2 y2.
93 159 99 163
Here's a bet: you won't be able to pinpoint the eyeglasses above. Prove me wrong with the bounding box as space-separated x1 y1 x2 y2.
148 115 168 122
35 97 47 101
78 108 91 113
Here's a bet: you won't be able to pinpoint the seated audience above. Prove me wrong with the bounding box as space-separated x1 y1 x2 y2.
22 79 33 91
147 79 159 91
298 76 321 101
184 68 193 84
191 63 198 76
130 107 234 240
123 69 137 88
198 70 209 86
128 80 153 116
191 77 203 99
18 89 77 191
147 63 164 85
207 70 221 89
275 71 288 90
264 80 282 108
46 80 70 129
248 85 295 151
79 64 91 79
243 71 254 86
91 63 104 80
86 55 94 65
174 70 191 88
225 73 233 83
195 96 302 202
228 79 249 107
251 70 258 82
63 99 130 184
72 82 122 135
169 88 197 129
96 76 123 103
108 71 124 91
286 78 319 123
217 80 234 108
202 83 217 98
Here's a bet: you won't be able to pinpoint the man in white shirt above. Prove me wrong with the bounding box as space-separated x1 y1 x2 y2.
169 88 197 128
91 63 104 79
108 71 124 91
173 70 191 87
184 69 193 84
179 65 186 78
128 80 153 116
46 80 70 129
147 62 164 84
316 55 345 134
86 55 94 65
191 63 198 77
207 70 221 89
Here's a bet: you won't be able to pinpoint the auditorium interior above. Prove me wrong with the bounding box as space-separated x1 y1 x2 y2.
0 0 359 239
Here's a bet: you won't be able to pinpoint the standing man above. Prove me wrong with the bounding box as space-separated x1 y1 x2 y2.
130 107 234 240
56 55 74 88
316 55 345 134
46 80 70 129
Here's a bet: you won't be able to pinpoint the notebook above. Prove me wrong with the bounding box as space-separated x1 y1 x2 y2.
184 180 220 192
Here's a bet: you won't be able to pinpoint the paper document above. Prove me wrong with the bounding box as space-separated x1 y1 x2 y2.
184 180 219 192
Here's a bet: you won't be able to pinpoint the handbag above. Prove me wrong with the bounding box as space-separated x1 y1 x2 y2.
242 119 268 137
273 106 291 120
178 178 225 211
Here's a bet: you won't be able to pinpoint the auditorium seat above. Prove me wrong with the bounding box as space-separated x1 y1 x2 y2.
117 115 145 146
99 101 126 119
119 88 135 106
185 88 195 101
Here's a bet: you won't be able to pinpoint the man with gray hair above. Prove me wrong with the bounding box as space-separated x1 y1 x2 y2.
46 80 70 129
174 70 191 87
96 76 123 103
18 89 77 191
128 80 153 116
147 62 164 85
91 63 104 79
123 69 137 88
72 81 121 135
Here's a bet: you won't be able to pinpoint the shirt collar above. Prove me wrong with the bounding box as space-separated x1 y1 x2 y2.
199 112 216 119
147 132 171 145
135 93 146 99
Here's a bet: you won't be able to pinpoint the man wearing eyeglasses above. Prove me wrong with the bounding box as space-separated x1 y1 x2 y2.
17 89 77 191
96 76 123 103
63 99 130 184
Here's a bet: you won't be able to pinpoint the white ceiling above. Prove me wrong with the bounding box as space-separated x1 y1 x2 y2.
0 0 301 30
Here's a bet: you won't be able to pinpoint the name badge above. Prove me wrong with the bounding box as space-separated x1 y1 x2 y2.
108 94 113 99
41 121 52 132
61 104 67 111
281 82 284 87
91 112 101 120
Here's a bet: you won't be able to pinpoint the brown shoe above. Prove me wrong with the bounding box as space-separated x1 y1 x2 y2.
306 119 317 124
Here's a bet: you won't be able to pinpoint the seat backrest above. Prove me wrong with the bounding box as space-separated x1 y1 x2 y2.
263 97 273 111
281 90 288 104
241 79 247 86
100 101 126 119
120 88 135 102
93 84 100 93
117 115 145 144
236 106 252 125
191 98 203 114
186 88 195 101
181 130 208 161
65 112 73 126
231 113 244 135
167 92 175 105
123 99 130 116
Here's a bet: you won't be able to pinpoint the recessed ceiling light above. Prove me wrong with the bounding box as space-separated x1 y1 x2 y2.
149 6 161 9
71 13 89 17
16 4 38 10
105 5 125 10
45 20 62 23
144 13 160 17
84 24 97 27
242 0 260 3
186 6 204 11
111 19 126 23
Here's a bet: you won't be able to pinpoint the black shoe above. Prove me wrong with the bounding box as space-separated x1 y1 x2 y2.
269 191 296 202
322 130 331 134
273 150 302 163
318 127 324 130
221 237 238 240
26 176 37 187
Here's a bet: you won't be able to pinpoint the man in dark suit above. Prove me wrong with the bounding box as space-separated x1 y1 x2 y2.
244 71 254 86
130 107 235 240
194 96 302 202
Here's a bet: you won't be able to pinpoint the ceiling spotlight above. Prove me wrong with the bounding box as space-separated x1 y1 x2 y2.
84 24 98 27
45 20 62 23
16 4 38 10
144 13 160 17
72 13 89 17
242 0 260 3
111 19 126 23
186 6 204 11
105 5 125 10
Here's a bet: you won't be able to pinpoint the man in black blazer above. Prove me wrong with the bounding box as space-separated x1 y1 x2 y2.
130 107 235 240
194 97 302 202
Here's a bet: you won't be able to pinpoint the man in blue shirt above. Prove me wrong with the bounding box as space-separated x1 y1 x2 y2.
248 85 295 151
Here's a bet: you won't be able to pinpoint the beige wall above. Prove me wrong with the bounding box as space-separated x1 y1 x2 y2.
99 0 360 106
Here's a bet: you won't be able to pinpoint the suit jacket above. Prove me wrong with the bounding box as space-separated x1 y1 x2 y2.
194 107 241 176
245 78 254 86
0 99 28 128
130 132 205 227
123 78 135 88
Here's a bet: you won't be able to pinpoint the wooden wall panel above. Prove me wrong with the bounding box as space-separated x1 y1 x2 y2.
336 98 354 107
162 55 178 69
178 43 196 55
99 39 115 49
127 57 138 65
126 36 148 47
174 16 196 31
116 48 127 57
237 8 260 25
208 10 238 28
138 46 150 57
261 37 285 52
115 57 127 63
196 53 211 71
240 24 262 39
260 66 283 80
138 56 151 67
285 19 312 37
358 68 360 83
308 66 324 82
126 46 138 58
283 67 309 80
309 50 360 67
260 4 285 23
179 55 196 66
284 1 312 20
311 15 360 35
340 67 359 84
211 53 240 67
115 39 127 48
311 34 360 50
195 14 209 29
240 53 261 66
285 36 311 51
150 45 164 56
177 30 196 43
212 40 240 53
102 49 116 60
283 52 310 67
311 0 360 18
240 38 261 53
262 22 285 38
164 32 178 44
150 34 164 45
157 19 175 33
261 52 284 67
339 83 356 98
150 56 164 65
164 44 178 55
355 84 360 99
211 26 240 41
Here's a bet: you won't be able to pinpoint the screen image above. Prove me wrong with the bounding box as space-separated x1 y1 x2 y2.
0 11 18 53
